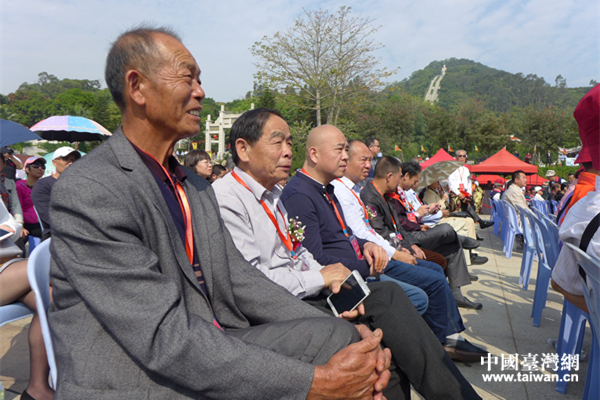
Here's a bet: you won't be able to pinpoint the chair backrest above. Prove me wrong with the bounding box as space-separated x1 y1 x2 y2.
517 206 535 247
502 200 523 234
0 302 34 327
532 200 549 216
26 239 56 388
531 213 560 266
33 206 44 234
564 243 600 347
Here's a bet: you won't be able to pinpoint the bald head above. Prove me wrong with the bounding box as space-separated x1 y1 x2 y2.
303 124 349 185
306 124 345 156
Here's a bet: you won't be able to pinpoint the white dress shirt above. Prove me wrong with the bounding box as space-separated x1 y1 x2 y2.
331 177 396 259
213 167 325 298
552 176 600 296
405 189 442 226
448 166 472 196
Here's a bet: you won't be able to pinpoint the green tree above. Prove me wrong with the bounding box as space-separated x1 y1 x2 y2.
251 7 395 126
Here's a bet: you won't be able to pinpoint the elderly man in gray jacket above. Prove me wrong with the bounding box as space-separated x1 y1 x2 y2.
48 26 391 400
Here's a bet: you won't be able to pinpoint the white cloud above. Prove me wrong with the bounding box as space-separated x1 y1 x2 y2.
1 0 597 103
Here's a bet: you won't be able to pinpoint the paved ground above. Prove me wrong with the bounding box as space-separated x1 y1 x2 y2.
0 217 593 399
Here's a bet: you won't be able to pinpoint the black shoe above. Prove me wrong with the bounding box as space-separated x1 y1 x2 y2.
462 237 480 250
21 390 35 400
455 297 483 310
444 338 488 362
476 234 484 241
470 255 489 265
478 220 494 229
470 274 479 281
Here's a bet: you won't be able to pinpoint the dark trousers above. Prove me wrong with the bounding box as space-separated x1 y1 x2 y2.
460 201 481 223
306 281 481 400
411 224 472 289
384 259 466 343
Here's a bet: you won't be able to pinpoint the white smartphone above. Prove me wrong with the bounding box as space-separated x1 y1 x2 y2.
327 270 371 317
0 228 13 242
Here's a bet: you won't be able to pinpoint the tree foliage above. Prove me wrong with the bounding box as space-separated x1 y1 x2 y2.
251 6 396 126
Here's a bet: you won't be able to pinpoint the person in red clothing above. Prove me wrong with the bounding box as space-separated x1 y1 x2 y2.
557 84 600 225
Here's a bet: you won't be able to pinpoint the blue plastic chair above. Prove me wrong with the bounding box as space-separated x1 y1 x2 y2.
501 201 523 258
517 206 537 290
28 235 41 256
493 199 509 246
532 200 549 216
491 199 501 237
555 299 589 394
563 243 600 400
531 213 560 327
0 302 33 327
550 199 559 214
26 239 56 388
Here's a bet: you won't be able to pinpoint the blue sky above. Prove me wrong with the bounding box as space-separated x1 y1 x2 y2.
1 0 597 102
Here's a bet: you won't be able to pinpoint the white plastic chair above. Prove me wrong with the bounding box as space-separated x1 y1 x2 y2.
26 239 56 388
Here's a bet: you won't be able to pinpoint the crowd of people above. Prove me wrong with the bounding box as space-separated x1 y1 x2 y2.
0 25 598 400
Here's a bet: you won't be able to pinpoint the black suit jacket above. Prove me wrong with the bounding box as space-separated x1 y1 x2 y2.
360 182 416 250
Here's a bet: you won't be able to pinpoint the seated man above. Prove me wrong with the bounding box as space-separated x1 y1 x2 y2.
503 170 528 214
363 159 482 310
447 150 493 229
280 124 482 399
330 139 486 361
406 179 487 265
48 26 391 399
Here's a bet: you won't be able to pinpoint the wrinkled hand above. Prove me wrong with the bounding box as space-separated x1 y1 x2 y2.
421 225 430 231
20 228 29 238
308 326 391 400
356 325 392 400
321 263 352 288
442 193 449 202
392 250 417 265
412 245 426 260
363 242 388 274
442 210 450 218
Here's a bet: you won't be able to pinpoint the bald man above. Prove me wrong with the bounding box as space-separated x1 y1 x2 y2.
282 125 482 399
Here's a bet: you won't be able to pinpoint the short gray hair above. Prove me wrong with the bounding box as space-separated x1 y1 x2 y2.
105 24 181 110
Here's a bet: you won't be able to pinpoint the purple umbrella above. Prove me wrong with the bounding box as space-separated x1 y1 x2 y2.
30 115 112 142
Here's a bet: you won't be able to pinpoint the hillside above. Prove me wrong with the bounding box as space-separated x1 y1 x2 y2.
393 58 592 113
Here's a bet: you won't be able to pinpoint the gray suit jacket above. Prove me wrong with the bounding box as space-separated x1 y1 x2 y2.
49 129 327 399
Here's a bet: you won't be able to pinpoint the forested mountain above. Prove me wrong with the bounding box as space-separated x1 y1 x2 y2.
393 58 593 113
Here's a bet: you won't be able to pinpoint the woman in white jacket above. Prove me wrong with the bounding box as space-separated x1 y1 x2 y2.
0 201 53 400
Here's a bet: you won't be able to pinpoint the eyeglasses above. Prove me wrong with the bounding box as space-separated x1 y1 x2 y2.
30 164 46 169
457 154 467 158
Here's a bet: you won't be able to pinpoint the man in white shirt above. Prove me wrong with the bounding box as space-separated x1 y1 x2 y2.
448 150 494 229
332 139 487 362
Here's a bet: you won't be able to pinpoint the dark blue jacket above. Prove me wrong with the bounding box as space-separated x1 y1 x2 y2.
281 171 370 278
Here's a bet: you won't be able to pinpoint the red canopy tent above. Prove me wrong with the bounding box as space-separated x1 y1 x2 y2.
526 175 548 186
474 174 505 184
469 148 538 175
420 148 455 169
